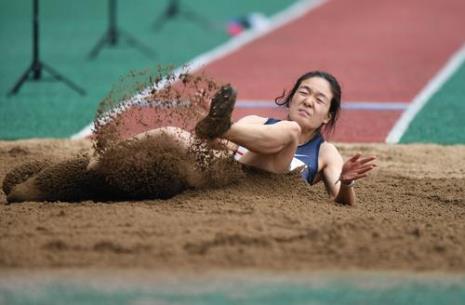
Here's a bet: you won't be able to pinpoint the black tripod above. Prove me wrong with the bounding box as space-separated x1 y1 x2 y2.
153 0 212 31
7 0 85 96
88 0 155 59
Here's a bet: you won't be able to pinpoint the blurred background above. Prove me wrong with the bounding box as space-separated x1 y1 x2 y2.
1 0 464 142
1 2 465 304
0 0 295 139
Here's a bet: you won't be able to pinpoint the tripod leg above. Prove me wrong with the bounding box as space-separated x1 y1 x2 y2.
87 32 110 59
152 0 179 31
7 64 33 96
152 14 171 31
41 63 86 96
121 30 156 59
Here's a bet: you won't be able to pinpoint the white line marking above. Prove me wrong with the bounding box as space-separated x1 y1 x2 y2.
385 43 465 144
342 102 408 110
70 98 408 139
235 100 409 110
70 124 94 140
71 0 327 139
179 0 327 72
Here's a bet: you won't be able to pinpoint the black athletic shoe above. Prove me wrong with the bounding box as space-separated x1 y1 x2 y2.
195 84 237 139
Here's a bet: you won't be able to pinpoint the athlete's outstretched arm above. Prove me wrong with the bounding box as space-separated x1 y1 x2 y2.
321 144 376 206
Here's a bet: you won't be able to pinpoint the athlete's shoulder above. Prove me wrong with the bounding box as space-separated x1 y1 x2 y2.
236 115 268 124
320 141 336 150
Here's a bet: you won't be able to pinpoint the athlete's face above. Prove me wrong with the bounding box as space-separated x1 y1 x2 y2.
288 77 332 131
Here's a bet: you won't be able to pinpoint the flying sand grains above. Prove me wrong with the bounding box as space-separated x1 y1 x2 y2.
87 68 246 200
94 131 245 200
3 68 246 202
92 68 221 155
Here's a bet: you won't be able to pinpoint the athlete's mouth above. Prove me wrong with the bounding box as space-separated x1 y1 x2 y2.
298 109 310 117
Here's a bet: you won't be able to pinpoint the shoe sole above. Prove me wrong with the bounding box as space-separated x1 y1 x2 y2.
195 85 237 139
209 85 237 118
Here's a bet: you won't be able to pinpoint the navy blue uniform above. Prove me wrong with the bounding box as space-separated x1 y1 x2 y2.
265 118 324 184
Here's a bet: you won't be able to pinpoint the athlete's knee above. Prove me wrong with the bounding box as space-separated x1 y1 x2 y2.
137 127 192 144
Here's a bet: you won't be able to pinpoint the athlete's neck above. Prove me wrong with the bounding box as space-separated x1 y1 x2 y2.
299 129 318 145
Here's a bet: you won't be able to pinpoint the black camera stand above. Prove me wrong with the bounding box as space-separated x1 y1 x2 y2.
88 0 155 59
8 0 85 96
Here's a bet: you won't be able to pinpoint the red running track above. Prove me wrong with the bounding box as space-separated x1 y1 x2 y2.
200 0 465 142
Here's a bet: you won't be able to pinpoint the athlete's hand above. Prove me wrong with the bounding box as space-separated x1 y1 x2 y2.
340 153 376 184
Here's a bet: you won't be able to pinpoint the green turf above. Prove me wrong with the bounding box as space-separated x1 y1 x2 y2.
0 0 296 139
400 60 465 144
1 274 465 305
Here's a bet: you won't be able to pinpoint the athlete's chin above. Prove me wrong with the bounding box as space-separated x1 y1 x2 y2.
291 116 314 130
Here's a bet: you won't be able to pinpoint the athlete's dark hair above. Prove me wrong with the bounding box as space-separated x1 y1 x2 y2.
275 71 342 136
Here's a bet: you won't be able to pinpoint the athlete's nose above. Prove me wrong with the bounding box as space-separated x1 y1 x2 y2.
302 96 314 108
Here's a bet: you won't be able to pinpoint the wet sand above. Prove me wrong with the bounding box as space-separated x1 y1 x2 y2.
1 139 465 272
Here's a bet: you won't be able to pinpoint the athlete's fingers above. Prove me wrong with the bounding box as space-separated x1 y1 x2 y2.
357 164 376 171
345 164 375 176
359 156 377 164
349 153 362 162
356 166 375 175
353 174 368 181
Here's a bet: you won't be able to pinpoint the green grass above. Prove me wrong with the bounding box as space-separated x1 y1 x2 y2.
400 60 465 144
2 274 465 305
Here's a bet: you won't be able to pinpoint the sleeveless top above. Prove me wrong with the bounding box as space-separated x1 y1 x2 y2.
265 118 324 184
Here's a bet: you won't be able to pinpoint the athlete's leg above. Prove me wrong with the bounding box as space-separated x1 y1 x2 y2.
7 176 44 203
7 157 91 203
2 160 52 196
137 112 297 177
134 126 194 153
87 126 195 171
194 84 301 174
8 127 201 203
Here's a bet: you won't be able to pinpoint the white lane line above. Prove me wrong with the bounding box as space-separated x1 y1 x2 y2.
179 0 327 72
385 43 465 144
235 101 409 110
71 124 94 140
71 0 327 140
70 99 408 139
70 100 406 139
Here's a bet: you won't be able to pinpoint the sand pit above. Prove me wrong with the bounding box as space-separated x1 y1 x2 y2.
1 70 464 272
1 139 464 272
